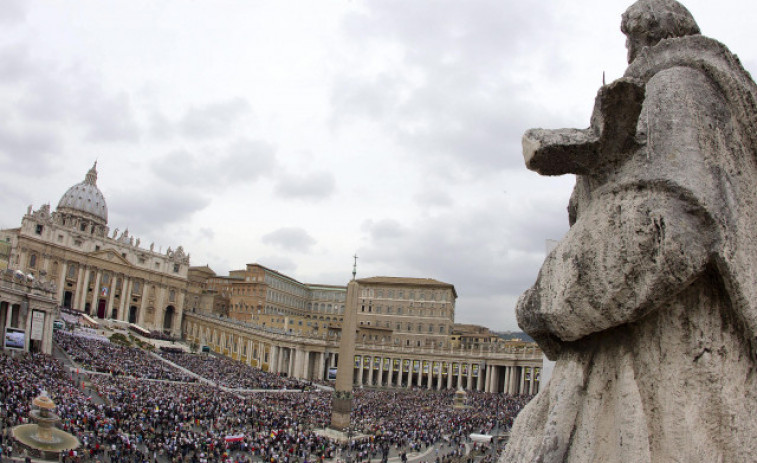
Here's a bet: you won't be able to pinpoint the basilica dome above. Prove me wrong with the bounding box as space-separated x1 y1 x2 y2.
56 162 108 226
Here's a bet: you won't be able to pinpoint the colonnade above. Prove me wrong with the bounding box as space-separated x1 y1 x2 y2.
185 313 542 395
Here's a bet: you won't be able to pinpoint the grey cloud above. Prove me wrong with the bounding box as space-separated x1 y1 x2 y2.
198 227 215 241
0 0 27 26
19 76 75 121
78 91 141 143
180 98 252 139
152 138 277 189
0 45 34 83
358 195 568 329
257 255 297 275
262 227 316 253
0 123 59 174
362 219 406 241
147 110 173 140
108 185 211 236
225 139 277 182
274 171 335 201
334 1 563 178
414 187 454 209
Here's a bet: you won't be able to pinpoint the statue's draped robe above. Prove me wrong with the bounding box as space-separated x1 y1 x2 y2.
504 36 757 463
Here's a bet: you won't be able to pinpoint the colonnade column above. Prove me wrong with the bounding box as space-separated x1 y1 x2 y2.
367 357 375 386
317 351 326 381
403 360 409 389
303 350 311 379
376 358 383 386
477 364 484 391
529 369 536 394
518 367 526 394
269 346 279 373
288 349 296 377
257 342 264 368
447 363 453 389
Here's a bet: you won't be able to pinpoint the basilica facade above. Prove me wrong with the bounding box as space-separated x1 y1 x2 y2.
0 163 189 336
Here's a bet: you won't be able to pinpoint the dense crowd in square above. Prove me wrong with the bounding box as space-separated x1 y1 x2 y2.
1 331 532 463
54 331 196 383
157 351 305 390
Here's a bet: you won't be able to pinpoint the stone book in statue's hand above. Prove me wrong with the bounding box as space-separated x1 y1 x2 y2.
522 77 644 176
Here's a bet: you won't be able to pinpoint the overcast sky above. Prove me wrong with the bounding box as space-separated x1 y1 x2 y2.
1 0 755 331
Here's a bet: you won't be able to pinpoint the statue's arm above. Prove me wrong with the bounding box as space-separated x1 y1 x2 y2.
519 67 725 351
517 187 713 346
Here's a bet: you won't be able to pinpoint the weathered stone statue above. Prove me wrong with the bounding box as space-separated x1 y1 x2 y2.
504 1 757 462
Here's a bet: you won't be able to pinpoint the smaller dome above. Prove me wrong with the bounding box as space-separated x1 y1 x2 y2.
57 162 108 225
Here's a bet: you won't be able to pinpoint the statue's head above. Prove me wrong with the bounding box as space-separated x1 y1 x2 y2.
621 0 700 63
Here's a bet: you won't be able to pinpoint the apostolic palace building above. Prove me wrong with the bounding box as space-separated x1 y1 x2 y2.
0 164 542 394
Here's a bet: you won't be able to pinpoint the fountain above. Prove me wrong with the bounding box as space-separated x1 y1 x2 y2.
452 388 469 409
12 391 80 461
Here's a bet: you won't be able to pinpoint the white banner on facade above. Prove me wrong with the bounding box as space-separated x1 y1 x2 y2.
31 310 45 341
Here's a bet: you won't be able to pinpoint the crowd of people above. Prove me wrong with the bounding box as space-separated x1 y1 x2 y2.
157 351 307 390
0 331 533 463
54 331 197 383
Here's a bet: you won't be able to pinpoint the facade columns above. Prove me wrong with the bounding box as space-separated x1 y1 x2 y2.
138 280 149 326
477 364 484 391
119 277 131 320
447 362 453 389
90 270 102 312
57 262 68 302
76 266 87 311
106 274 117 318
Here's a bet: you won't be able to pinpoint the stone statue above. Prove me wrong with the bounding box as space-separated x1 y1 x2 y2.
504 1 757 462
